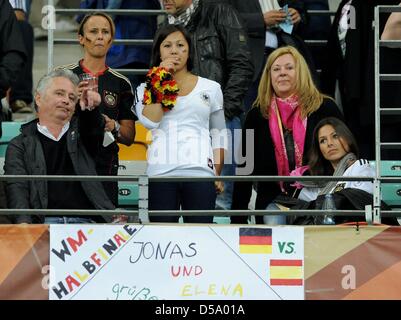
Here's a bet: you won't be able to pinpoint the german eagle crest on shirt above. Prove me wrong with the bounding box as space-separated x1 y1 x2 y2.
103 90 118 108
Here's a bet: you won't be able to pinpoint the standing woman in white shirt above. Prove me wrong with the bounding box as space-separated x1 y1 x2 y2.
135 24 227 223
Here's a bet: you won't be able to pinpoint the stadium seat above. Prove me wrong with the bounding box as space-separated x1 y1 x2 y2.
0 122 22 157
117 123 150 208
370 161 401 208
118 123 150 161
213 216 231 224
117 160 147 208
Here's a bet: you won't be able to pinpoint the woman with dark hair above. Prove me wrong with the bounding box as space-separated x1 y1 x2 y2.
294 117 390 225
134 24 227 223
307 117 359 177
298 117 369 204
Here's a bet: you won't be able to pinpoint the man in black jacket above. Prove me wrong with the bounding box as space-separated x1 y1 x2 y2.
162 0 254 211
228 0 306 86
228 0 316 114
0 0 27 133
4 69 115 224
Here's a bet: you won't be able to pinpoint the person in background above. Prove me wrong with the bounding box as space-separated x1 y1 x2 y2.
380 2 401 160
135 24 227 223
321 0 399 160
227 0 265 97
58 12 136 218
0 0 27 218
4 69 114 224
104 0 160 90
382 2 401 40
297 0 331 74
162 0 254 213
8 0 34 114
229 0 316 118
0 0 27 126
231 46 343 225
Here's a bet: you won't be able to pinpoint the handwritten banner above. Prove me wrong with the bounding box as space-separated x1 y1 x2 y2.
49 225 304 300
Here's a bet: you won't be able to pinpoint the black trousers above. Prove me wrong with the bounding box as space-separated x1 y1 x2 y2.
149 181 216 223
10 19 33 105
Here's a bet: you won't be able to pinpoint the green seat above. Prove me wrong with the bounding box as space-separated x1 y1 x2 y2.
118 183 139 207
371 161 401 207
0 122 23 157
213 216 231 224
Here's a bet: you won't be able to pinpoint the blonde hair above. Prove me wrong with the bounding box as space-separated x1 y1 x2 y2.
254 46 331 119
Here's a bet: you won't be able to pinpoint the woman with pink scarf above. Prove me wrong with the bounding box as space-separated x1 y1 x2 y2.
231 46 343 225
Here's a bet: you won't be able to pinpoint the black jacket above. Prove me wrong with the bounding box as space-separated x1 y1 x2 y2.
227 0 265 81
4 110 115 223
0 0 27 136
231 98 343 222
275 188 398 225
184 0 254 120
321 0 399 125
228 0 316 84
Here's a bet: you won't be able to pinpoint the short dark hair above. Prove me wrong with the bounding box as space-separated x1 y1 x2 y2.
150 24 194 71
308 117 359 175
78 12 115 39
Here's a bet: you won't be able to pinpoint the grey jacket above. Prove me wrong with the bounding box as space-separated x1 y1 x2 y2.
4 110 115 223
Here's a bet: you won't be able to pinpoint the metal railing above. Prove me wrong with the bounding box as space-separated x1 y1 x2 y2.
1 174 398 225
374 5 401 226
46 3 336 73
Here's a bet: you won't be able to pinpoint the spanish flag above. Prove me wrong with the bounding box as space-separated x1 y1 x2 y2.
270 259 303 286
239 228 272 254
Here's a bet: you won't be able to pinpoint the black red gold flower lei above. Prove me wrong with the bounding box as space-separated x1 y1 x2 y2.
143 67 179 112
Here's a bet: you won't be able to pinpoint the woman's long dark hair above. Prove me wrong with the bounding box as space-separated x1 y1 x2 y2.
308 117 359 176
150 24 194 71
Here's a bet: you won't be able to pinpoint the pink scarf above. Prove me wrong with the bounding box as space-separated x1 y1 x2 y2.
268 95 307 192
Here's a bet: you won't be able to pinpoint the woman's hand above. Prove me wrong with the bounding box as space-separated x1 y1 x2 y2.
79 88 101 111
77 80 88 100
103 114 116 132
160 57 180 72
111 214 129 224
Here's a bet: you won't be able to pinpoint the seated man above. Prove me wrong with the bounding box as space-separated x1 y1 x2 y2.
4 69 115 224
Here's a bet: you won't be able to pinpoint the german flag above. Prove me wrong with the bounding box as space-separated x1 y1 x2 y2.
270 259 303 286
239 228 272 254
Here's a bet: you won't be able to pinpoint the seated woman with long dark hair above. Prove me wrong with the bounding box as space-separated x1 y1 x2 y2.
292 117 397 225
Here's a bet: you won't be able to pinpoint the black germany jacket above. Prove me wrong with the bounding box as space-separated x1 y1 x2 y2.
4 109 115 223
185 0 254 120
